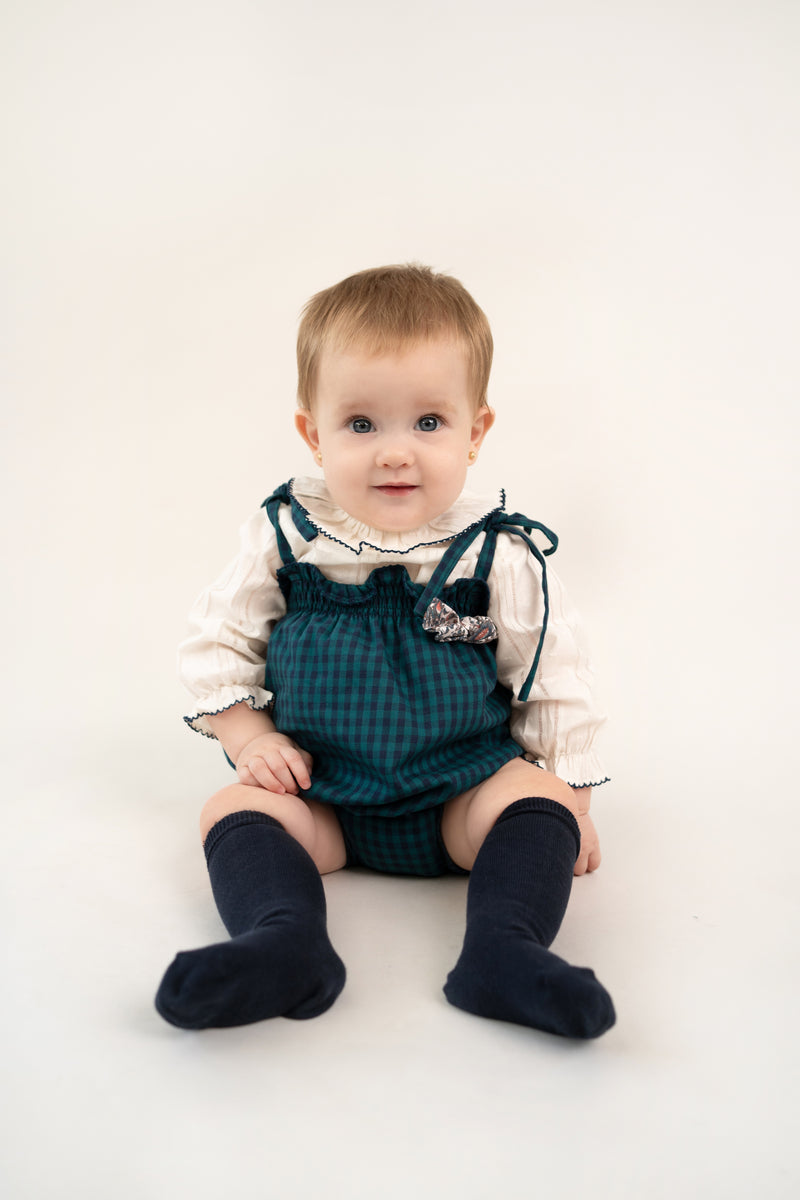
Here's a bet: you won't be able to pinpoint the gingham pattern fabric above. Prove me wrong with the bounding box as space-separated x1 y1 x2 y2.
335 805 468 877
265 560 522 814
257 484 563 873
261 487 554 875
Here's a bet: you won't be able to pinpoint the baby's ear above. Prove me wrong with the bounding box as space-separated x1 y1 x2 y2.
471 404 495 449
294 409 320 454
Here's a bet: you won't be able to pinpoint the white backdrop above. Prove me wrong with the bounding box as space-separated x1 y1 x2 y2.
3 2 798 1197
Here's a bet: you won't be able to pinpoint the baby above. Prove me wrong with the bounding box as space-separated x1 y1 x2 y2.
156 264 615 1038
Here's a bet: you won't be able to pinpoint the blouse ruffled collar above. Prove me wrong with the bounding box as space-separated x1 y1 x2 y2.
287 476 505 556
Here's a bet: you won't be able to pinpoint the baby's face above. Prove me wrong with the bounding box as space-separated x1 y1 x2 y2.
295 339 493 532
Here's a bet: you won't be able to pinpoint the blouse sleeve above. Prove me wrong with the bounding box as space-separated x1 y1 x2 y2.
488 534 610 788
178 508 287 738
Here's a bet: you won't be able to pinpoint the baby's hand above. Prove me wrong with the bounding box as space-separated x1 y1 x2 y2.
235 732 313 795
574 812 602 876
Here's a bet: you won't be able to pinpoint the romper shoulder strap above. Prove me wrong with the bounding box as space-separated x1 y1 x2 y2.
415 504 559 702
261 480 320 566
484 510 558 701
413 518 492 618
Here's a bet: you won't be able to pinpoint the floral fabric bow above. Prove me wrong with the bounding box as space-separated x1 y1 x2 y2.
422 597 498 644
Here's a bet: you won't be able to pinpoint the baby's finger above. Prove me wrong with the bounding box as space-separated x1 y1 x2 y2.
261 752 303 793
267 753 309 792
296 747 314 775
236 763 258 788
586 842 602 872
239 756 290 794
282 747 312 790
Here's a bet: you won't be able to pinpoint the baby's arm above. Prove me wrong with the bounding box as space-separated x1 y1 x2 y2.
489 536 609 874
490 544 609 791
179 512 313 795
179 509 286 740
206 703 313 795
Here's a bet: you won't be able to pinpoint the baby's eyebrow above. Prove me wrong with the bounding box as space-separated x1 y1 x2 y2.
328 391 464 421
417 399 461 417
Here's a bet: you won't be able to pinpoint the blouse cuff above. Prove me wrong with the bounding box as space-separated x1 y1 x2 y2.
526 751 610 790
183 686 274 739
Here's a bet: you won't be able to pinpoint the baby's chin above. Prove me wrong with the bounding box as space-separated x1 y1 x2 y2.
324 478 465 534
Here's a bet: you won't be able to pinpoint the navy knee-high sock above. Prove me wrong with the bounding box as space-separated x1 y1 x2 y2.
155 811 346 1029
444 797 615 1038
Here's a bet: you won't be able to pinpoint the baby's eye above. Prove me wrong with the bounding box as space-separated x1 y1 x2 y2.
416 415 442 432
349 417 374 433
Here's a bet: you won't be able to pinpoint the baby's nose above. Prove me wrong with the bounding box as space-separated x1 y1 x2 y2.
377 440 414 468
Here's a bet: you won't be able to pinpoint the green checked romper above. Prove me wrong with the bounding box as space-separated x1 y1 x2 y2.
261 484 558 877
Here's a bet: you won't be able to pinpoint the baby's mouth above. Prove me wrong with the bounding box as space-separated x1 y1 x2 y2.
374 483 419 495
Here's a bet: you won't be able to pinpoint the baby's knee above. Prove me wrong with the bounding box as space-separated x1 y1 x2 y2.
449 760 580 867
494 759 579 818
200 784 251 841
525 767 581 819
197 785 343 873
199 782 302 843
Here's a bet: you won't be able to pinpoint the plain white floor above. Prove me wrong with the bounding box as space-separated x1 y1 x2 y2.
3 2 799 1197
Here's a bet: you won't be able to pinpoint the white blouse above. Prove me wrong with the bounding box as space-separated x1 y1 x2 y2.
179 477 610 789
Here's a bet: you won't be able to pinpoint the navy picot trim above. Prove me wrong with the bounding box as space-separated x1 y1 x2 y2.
183 695 272 738
523 758 610 789
273 478 508 558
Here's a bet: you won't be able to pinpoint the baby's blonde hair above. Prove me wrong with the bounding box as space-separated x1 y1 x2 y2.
296 264 493 411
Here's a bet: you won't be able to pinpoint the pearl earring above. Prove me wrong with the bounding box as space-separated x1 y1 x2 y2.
468 450 477 462
315 451 323 464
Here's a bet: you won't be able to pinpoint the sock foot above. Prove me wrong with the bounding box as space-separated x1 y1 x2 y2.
444 929 615 1039
155 923 346 1030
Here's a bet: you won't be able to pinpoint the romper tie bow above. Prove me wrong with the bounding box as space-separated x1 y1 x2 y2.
414 509 558 703
491 513 557 701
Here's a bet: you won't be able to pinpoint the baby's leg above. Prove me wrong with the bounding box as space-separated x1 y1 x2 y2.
155 784 347 1029
442 760 615 1039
